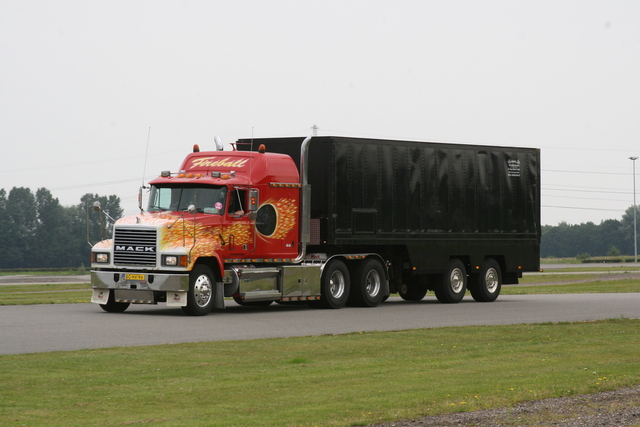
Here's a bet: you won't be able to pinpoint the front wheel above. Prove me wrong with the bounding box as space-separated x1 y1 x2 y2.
318 259 350 309
182 265 215 316
469 259 502 302
99 291 130 313
434 259 467 303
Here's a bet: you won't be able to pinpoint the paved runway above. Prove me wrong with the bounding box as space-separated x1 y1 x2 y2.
1 293 639 355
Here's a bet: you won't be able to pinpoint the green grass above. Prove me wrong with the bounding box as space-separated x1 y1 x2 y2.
0 268 87 276
0 319 638 427
539 266 640 273
540 256 640 264
0 283 90 305
502 280 640 295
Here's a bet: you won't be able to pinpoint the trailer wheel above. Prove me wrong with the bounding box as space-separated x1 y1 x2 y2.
319 259 350 309
182 265 215 316
434 259 467 303
350 258 386 307
99 291 130 313
469 259 502 302
398 282 427 301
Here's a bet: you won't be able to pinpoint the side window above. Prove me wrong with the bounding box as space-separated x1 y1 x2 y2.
228 189 247 215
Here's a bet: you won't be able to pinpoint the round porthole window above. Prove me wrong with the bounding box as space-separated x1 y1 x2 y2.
255 204 277 236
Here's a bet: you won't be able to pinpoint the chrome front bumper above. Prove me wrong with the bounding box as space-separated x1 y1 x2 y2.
91 271 189 292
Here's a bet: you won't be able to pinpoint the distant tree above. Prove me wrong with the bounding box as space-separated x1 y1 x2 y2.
620 205 640 255
0 187 124 269
607 246 621 257
542 208 639 259
597 219 626 255
2 188 38 268
0 189 8 268
541 222 576 257
34 188 76 268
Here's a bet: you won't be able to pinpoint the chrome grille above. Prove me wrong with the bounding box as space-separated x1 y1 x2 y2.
113 227 157 266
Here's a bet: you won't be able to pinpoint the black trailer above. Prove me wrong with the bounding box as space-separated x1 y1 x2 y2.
237 136 540 304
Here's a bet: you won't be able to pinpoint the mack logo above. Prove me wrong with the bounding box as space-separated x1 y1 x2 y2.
116 245 155 253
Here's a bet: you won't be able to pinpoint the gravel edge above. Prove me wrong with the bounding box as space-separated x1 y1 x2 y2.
370 385 640 426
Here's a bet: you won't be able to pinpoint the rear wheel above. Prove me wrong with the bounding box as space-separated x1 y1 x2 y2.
182 265 215 316
350 258 386 307
434 259 467 303
398 282 427 301
99 291 130 313
318 259 350 309
469 259 502 302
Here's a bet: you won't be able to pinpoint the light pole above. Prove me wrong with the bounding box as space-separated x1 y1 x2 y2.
630 156 638 263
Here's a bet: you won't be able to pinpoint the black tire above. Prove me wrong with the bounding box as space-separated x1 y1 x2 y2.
434 259 467 303
469 259 502 302
182 265 215 316
350 258 387 307
99 290 130 313
318 259 350 309
398 282 427 301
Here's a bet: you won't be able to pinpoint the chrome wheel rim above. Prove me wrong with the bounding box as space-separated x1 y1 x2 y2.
450 268 465 293
485 268 499 293
329 270 346 299
194 274 213 307
365 270 381 297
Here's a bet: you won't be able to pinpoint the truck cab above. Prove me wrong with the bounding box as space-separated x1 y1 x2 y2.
90 144 302 315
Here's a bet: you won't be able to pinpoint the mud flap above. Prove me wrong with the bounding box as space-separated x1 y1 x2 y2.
91 289 110 304
213 281 225 310
166 291 188 307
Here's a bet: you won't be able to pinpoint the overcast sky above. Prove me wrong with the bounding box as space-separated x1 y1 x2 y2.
1 0 639 226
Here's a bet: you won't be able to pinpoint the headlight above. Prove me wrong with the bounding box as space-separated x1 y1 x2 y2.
162 255 188 267
164 255 179 266
94 253 109 263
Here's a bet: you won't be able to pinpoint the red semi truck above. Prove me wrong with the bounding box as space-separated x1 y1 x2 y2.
90 136 540 315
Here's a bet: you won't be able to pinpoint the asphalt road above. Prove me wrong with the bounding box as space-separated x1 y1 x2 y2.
1 293 639 355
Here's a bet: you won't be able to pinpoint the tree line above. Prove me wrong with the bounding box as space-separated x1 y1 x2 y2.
0 186 638 268
0 187 122 269
541 206 639 258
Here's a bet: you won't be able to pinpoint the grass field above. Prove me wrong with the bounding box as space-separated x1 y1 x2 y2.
1 319 638 426
0 283 90 305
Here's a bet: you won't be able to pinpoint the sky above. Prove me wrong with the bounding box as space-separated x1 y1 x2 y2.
1 0 639 226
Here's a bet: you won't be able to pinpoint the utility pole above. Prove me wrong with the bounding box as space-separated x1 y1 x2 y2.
630 156 638 263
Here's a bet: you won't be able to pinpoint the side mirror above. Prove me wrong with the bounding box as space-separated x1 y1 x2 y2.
138 187 144 213
187 204 197 215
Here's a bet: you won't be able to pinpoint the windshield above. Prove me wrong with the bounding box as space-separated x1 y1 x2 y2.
147 185 227 214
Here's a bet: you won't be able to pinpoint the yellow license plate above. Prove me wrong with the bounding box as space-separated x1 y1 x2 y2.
125 274 145 281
